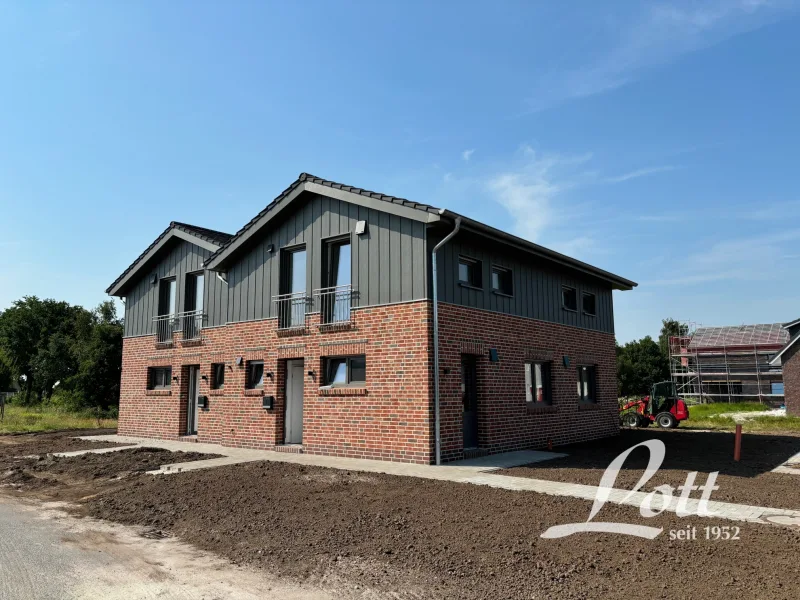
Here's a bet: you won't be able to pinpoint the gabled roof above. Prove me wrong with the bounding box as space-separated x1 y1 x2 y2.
106 222 232 297
770 317 800 365
204 173 637 290
688 323 790 349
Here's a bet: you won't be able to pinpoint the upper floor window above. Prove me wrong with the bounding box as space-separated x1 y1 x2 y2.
323 355 366 386
322 238 352 324
246 360 264 389
279 246 307 329
491 266 513 295
562 286 577 312
525 362 552 405
458 256 482 288
185 272 204 313
148 366 172 390
158 278 177 316
577 365 596 403
582 292 596 316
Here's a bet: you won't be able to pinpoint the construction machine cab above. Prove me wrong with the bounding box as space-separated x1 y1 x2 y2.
649 381 677 415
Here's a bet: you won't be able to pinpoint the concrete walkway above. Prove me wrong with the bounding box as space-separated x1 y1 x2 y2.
75 434 800 528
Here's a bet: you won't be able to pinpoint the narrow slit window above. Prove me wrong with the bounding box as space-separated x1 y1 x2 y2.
246 360 264 389
577 366 597 403
525 362 552 405
491 266 513 295
582 292 596 316
562 286 577 311
211 363 225 390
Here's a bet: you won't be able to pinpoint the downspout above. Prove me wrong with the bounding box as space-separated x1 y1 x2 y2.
432 216 461 465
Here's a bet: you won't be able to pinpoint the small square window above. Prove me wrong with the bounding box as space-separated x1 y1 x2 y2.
458 256 482 288
491 266 513 295
525 362 552 405
323 355 366 386
582 292 596 316
147 366 172 390
577 365 597 403
562 286 577 311
246 360 264 389
211 363 225 389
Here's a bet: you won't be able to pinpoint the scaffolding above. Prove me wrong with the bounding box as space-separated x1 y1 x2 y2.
669 322 787 405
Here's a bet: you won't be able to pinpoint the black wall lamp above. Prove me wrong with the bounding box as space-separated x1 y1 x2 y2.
235 356 244 367
172 376 179 382
266 372 274 380
201 374 208 382
307 370 316 380
267 243 275 253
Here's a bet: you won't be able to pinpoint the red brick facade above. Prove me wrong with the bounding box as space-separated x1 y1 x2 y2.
119 299 619 463
783 344 800 416
119 301 434 463
437 303 619 462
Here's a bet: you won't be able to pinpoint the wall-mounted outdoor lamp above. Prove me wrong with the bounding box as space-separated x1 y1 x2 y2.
267 244 275 253
443 368 451 374
262 395 274 410
172 376 179 382
266 372 274 380
150 274 158 285
307 370 316 380
355 220 367 235
201 374 208 382
235 356 244 367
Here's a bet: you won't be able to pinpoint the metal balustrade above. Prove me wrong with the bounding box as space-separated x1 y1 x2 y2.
314 284 353 325
273 292 311 330
153 313 176 344
179 309 205 342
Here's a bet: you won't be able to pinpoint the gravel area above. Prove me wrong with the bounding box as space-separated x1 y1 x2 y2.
500 428 800 509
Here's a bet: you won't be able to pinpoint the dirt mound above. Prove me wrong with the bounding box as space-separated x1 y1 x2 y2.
0 430 121 460
85 460 800 600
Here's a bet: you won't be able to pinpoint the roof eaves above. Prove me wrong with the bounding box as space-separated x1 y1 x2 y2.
770 331 800 365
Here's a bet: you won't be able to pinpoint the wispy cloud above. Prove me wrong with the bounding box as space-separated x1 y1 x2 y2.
462 149 475 162
605 165 679 184
485 145 592 242
647 229 800 286
526 0 795 111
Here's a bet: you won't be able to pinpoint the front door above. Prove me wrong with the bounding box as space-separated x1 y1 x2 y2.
462 355 478 449
285 359 305 444
186 365 200 435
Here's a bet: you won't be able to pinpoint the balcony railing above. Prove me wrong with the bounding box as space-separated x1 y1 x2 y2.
153 313 176 344
314 284 353 326
179 309 205 342
273 292 311 330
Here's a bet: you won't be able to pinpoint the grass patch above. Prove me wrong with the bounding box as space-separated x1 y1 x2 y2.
0 405 117 434
687 402 766 419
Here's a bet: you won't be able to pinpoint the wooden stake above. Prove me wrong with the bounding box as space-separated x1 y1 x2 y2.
734 424 742 462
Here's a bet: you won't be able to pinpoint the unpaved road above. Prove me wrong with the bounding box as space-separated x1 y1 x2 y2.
0 496 331 600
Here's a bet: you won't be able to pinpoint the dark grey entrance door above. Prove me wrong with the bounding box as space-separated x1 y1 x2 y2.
462 355 478 449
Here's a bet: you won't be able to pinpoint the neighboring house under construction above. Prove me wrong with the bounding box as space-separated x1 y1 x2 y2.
669 323 788 405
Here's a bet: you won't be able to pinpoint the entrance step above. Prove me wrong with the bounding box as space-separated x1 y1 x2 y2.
274 444 304 454
463 448 489 460
178 435 198 443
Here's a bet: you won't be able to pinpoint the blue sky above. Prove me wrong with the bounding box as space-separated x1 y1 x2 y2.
1 0 799 343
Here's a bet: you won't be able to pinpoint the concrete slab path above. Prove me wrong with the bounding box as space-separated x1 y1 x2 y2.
75 434 800 528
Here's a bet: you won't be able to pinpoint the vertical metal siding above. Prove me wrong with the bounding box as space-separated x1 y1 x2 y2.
224 193 427 322
432 234 615 334
123 239 225 337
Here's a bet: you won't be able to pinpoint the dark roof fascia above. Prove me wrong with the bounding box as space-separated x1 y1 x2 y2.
106 224 229 297
770 331 800 365
783 317 800 329
205 175 441 271
439 211 638 291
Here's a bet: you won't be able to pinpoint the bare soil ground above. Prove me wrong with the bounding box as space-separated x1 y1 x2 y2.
2 431 800 599
500 428 800 509
0 429 120 458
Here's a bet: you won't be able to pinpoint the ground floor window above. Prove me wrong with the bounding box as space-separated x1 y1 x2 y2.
246 360 264 389
323 355 366 386
525 362 552 404
148 366 172 390
577 365 596 403
211 363 225 389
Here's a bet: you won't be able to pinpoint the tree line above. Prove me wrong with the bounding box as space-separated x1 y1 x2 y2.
616 318 689 398
0 296 123 410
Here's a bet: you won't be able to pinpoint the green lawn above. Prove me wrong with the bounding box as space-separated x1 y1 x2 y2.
680 402 800 433
0 405 117 435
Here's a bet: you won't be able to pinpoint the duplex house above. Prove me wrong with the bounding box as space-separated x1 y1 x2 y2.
107 173 636 464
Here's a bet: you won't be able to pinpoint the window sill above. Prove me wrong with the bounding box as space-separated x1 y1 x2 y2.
319 387 368 397
562 307 578 313
209 389 225 396
145 389 172 397
578 402 600 410
458 282 483 291
492 290 513 298
526 403 557 414
243 389 264 397
582 312 596 318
